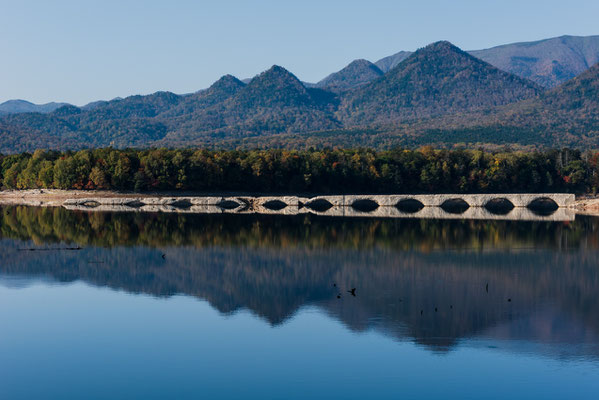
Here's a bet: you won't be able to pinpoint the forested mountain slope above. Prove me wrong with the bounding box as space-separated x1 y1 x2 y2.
338 41 542 125
433 61 599 146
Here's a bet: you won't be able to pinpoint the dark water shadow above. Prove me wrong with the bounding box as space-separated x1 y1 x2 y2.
351 199 379 212
485 198 515 215
527 198 559 216
396 199 425 213
263 200 288 211
441 199 470 214
305 199 334 212
217 200 242 210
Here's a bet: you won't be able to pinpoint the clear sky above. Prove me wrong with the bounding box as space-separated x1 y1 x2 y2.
1 0 599 105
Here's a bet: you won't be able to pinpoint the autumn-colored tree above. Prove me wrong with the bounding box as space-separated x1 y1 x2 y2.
1 147 598 194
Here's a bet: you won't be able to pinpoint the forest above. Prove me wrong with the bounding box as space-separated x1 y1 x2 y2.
1 147 598 194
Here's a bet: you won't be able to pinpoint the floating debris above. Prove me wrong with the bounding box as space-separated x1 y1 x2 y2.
18 246 82 252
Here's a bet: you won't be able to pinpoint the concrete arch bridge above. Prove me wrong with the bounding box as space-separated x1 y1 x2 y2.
63 193 576 221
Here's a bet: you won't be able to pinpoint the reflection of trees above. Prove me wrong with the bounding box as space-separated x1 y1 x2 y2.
1 205 598 251
1 207 599 357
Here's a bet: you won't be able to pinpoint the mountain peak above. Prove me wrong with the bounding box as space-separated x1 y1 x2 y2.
210 65 340 134
316 59 383 92
208 74 246 95
211 74 244 87
266 65 291 74
374 41 466 75
242 65 308 99
347 59 376 67
252 65 303 85
424 40 458 50
417 41 470 58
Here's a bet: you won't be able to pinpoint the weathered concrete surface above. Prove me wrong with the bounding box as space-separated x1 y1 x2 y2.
305 195 345 207
254 196 303 207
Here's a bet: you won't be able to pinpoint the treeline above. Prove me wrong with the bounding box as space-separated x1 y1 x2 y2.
1 147 598 194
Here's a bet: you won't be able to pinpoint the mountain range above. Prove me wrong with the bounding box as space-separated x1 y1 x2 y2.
337 41 542 125
1 34 599 153
373 35 599 88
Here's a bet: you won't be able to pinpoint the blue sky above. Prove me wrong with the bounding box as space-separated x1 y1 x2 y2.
1 0 599 105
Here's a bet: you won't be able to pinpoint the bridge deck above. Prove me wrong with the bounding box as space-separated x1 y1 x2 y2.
63 193 575 209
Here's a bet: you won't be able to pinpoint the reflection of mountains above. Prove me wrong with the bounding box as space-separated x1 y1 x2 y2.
1 236 598 357
1 205 599 251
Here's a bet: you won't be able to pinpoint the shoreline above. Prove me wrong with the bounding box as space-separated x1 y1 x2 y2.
0 188 591 201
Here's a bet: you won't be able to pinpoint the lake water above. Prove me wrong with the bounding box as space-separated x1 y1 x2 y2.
1 206 598 399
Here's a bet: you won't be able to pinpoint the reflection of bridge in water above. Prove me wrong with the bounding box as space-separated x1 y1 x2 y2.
63 193 576 221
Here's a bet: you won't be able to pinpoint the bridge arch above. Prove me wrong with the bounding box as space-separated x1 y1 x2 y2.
441 198 470 214
396 199 425 213
484 198 515 215
351 199 379 212
263 200 288 210
527 197 559 215
305 198 334 212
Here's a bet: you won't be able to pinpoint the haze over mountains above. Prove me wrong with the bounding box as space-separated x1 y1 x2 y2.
469 35 599 88
1 34 599 153
0 100 70 115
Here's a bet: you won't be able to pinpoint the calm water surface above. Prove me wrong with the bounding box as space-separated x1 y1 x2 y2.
1 206 598 399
